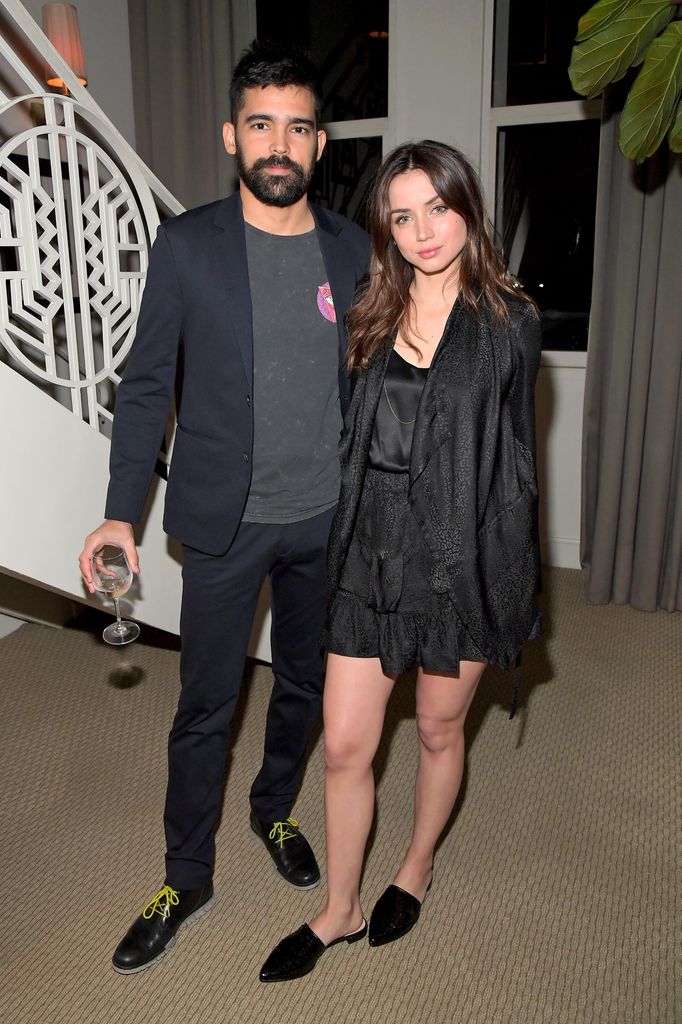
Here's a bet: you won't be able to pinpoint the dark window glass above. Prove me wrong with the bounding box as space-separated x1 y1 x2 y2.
496 120 600 351
493 0 586 106
310 137 382 229
256 1 389 121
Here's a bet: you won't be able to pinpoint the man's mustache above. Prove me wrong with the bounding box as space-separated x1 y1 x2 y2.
253 156 305 177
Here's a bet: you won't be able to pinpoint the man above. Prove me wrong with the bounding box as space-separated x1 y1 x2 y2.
79 39 369 974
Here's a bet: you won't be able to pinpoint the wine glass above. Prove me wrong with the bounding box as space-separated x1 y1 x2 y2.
91 543 140 645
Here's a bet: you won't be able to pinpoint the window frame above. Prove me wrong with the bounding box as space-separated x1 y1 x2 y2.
480 0 603 369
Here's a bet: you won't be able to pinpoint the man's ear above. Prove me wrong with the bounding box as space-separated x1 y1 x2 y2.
223 122 237 156
316 128 327 162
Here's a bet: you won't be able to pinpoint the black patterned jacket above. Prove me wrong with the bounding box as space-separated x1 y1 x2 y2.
327 295 543 669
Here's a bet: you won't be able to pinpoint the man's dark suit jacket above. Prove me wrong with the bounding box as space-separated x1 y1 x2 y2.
105 192 370 555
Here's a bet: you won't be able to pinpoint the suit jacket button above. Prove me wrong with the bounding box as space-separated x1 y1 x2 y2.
246 395 251 405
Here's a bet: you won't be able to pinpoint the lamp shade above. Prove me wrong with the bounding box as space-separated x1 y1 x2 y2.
42 3 87 88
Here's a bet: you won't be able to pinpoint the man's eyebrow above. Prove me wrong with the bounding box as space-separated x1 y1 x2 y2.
390 196 442 214
244 113 315 127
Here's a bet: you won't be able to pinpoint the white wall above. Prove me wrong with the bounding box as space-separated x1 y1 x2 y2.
0 362 184 633
536 361 585 568
387 0 486 165
20 0 136 147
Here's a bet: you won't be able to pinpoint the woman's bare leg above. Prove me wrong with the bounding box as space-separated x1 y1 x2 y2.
392 660 486 901
308 653 397 945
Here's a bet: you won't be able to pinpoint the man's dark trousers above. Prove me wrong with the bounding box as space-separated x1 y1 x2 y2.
164 505 336 890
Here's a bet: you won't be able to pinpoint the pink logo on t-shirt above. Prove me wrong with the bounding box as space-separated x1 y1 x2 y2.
317 282 336 323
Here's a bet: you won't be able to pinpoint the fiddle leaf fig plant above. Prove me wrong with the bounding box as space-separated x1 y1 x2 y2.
569 0 682 162
670 84 682 145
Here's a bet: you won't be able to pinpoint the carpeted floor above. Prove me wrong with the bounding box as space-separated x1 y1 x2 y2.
0 567 679 1024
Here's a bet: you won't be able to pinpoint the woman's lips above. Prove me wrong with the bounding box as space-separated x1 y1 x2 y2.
416 246 441 258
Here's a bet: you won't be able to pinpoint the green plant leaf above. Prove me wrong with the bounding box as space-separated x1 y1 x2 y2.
576 0 641 43
667 92 682 151
619 23 682 161
569 0 675 99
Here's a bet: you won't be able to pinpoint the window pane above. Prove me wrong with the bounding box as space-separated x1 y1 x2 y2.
493 0 586 107
256 1 389 122
496 120 600 351
311 137 382 229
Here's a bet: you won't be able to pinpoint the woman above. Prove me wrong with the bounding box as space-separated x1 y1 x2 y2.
260 140 542 982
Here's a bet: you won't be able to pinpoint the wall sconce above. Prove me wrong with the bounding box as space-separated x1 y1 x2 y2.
42 3 88 93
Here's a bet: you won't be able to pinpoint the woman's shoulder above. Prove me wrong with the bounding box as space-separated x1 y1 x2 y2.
459 291 538 335
475 293 541 371
503 296 542 376
493 294 541 358
502 291 539 328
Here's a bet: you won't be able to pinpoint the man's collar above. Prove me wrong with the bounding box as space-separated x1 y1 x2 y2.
212 192 341 238
310 201 342 238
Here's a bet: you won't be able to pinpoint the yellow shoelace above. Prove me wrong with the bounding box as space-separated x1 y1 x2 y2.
269 818 300 847
142 885 180 920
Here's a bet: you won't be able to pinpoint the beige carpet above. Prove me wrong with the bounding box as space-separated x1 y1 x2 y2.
0 568 679 1024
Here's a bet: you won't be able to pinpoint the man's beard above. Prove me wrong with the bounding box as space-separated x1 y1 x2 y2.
236 150 317 208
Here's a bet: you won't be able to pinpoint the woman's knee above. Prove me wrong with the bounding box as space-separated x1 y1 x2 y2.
324 729 374 773
416 713 462 754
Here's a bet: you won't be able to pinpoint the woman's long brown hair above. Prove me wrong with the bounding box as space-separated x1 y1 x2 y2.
346 140 533 370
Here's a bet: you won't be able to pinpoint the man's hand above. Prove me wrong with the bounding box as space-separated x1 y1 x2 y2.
79 520 139 593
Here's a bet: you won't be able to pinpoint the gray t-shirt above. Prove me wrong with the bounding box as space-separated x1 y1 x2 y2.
241 222 342 523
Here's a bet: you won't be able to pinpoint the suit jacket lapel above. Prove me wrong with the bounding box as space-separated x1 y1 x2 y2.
409 300 470 488
312 204 356 341
356 342 391 468
312 204 356 408
328 343 390 591
212 194 253 386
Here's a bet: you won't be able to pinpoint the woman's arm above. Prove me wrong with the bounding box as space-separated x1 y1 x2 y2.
508 301 542 465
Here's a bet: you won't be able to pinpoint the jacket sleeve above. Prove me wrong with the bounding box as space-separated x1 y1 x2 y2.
509 302 542 466
104 223 183 523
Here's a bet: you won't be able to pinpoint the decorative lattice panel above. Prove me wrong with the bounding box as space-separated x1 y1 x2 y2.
0 0 182 436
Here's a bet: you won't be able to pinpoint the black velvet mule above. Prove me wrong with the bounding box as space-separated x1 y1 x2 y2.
368 884 424 947
260 919 367 982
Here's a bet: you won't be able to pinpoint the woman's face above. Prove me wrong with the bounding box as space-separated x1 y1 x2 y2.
388 169 467 280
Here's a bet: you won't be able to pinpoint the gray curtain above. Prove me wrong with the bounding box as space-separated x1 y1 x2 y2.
581 92 682 612
127 0 238 210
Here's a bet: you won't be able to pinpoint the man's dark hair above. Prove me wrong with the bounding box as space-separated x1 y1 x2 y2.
229 39 323 123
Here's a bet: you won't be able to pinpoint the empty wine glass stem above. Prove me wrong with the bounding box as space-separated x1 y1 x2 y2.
112 597 125 634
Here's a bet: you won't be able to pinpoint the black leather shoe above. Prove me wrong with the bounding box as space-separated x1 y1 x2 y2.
250 811 320 889
260 919 367 982
368 884 424 947
111 881 216 974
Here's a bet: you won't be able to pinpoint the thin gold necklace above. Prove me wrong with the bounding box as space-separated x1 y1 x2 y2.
382 380 416 425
